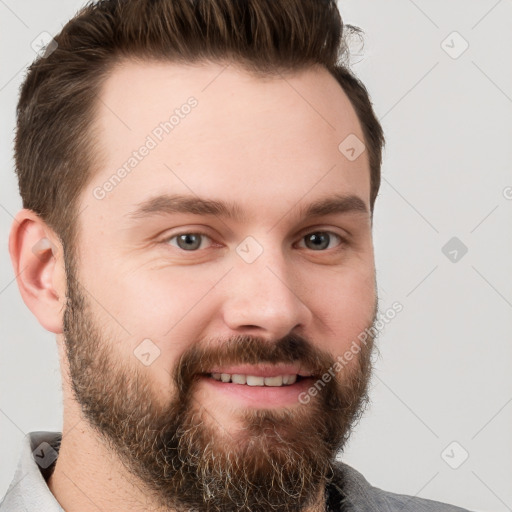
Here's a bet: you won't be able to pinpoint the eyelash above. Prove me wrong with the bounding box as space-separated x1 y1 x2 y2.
160 230 347 253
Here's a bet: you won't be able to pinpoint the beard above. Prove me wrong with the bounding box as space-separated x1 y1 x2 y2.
61 252 376 512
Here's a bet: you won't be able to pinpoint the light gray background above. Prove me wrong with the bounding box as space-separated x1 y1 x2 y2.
1 1 511 511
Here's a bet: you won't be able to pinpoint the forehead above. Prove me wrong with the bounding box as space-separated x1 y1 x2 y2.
80 60 370 227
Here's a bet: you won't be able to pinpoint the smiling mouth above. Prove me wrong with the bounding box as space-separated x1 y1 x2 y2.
206 373 310 387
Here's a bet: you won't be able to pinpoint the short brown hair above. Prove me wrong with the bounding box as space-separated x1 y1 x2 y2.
15 0 384 256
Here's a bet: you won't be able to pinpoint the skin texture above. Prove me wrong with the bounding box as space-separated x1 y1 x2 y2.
9 61 377 512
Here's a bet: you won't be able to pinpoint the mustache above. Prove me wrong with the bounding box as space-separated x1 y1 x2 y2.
173 333 336 393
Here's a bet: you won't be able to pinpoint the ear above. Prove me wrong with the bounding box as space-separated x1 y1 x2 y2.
8 209 67 334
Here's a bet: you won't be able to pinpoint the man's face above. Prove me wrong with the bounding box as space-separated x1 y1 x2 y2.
62 61 377 512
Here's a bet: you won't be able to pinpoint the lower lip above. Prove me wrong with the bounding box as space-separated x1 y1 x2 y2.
198 375 314 407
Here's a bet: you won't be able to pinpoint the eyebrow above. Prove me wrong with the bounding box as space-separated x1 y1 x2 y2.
125 193 369 223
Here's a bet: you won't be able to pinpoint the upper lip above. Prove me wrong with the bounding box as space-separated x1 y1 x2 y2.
207 365 314 378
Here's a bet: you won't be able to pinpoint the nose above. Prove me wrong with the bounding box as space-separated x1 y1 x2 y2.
220 244 313 340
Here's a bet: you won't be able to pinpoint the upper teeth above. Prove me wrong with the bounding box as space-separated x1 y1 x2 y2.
210 373 298 386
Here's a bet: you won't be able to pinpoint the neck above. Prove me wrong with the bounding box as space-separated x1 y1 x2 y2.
47 409 165 512
47 409 328 512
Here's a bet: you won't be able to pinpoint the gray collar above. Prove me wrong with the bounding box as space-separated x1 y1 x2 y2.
1 431 470 512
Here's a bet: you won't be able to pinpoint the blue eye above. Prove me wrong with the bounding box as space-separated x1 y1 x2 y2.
298 232 343 251
161 230 345 253
165 233 212 251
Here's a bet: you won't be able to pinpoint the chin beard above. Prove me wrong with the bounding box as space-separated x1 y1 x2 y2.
62 257 375 512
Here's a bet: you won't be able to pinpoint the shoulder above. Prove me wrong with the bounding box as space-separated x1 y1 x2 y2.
368 486 474 512
0 431 64 512
329 460 476 512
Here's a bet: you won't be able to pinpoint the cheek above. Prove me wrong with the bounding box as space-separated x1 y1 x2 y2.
87 258 216 333
78 260 218 385
305 262 376 353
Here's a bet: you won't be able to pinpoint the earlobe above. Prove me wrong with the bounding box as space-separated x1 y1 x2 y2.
8 209 66 334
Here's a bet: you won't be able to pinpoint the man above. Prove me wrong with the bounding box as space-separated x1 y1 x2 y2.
2 0 474 511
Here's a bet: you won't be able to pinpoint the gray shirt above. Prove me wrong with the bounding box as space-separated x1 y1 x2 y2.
0 431 475 511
